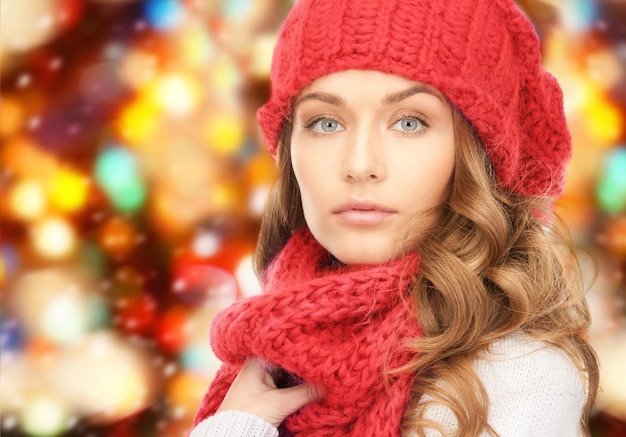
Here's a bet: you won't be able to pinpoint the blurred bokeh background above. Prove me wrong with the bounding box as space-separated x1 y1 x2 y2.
0 0 625 436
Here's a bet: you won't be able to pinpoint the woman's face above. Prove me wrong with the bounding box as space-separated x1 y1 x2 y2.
290 70 456 264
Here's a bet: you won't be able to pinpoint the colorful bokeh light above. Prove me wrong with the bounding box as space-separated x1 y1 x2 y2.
94 147 147 213
1 1 625 436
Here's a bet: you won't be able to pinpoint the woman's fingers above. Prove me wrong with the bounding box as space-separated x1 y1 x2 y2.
239 357 274 387
217 358 321 428
274 382 319 413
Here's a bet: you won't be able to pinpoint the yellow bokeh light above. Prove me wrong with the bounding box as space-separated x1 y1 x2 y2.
19 393 69 437
9 179 47 220
48 168 90 213
204 113 244 155
117 99 160 145
581 99 623 146
31 216 77 259
250 34 277 79
151 73 202 117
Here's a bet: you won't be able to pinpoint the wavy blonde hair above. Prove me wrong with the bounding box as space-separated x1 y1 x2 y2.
254 108 599 436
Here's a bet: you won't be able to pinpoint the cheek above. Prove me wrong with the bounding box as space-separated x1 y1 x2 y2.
396 153 455 205
399 152 454 183
291 144 333 194
291 151 325 212
429 157 455 196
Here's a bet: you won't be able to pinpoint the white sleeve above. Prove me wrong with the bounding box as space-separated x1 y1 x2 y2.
189 410 279 437
415 333 586 437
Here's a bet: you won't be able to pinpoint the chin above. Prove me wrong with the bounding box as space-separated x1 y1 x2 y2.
312 229 400 265
330 248 395 266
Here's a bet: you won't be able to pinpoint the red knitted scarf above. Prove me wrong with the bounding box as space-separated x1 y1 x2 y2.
193 228 421 436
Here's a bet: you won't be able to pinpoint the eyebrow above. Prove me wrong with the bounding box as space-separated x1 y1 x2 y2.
295 85 444 108
295 92 346 107
382 86 444 105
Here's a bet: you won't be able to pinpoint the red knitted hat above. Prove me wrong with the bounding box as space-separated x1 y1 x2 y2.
257 0 572 197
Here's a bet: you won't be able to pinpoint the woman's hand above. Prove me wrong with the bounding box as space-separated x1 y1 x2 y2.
217 358 319 428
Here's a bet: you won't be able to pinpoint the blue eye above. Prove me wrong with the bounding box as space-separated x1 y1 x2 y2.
304 116 345 135
392 117 426 132
313 118 342 133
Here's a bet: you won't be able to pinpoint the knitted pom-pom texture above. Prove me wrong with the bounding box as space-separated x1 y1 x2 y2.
257 0 571 197
193 228 421 436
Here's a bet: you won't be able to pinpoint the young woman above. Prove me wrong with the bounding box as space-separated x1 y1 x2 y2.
190 0 599 435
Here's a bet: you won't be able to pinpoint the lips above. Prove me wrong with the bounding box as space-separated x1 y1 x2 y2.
333 199 396 225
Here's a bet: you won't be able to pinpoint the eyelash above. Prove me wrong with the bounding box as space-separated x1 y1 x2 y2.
303 114 343 138
302 112 431 137
392 112 430 137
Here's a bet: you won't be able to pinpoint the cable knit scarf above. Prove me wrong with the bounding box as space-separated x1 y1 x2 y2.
193 227 422 436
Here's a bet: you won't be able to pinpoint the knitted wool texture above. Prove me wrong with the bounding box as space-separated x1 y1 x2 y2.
193 228 421 436
257 0 572 197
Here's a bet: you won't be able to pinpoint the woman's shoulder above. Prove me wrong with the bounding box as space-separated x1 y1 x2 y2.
476 332 586 436
412 332 586 437
475 332 585 394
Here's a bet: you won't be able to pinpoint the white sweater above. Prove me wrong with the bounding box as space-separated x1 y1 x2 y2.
190 333 586 437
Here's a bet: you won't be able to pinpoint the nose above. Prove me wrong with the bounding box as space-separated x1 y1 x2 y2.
342 128 387 182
